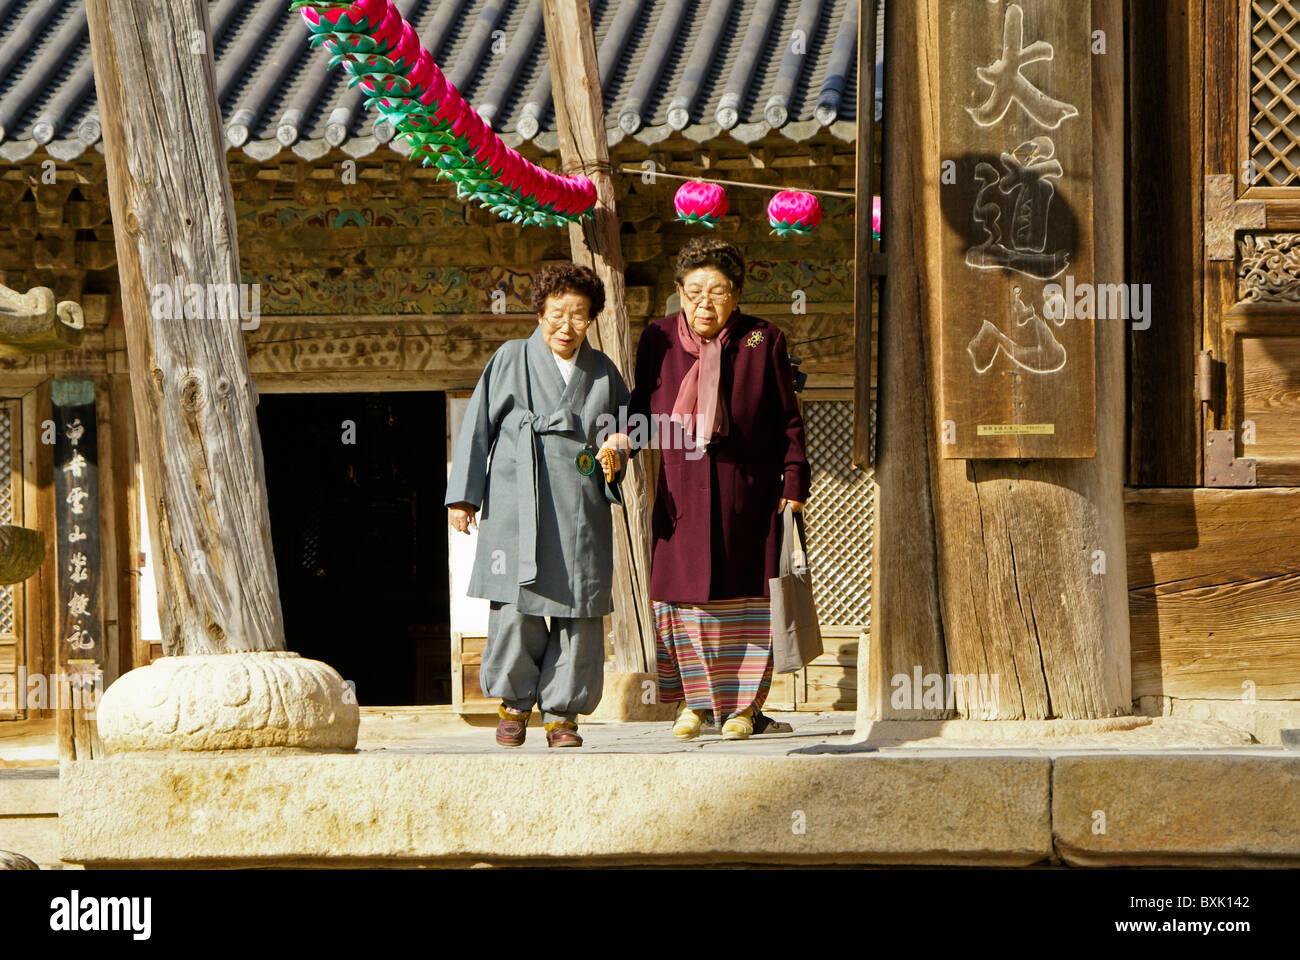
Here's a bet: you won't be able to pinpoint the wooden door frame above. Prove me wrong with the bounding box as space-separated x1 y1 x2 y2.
1205 0 1300 484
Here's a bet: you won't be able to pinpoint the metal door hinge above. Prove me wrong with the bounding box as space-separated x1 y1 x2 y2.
1205 430 1256 487
1195 349 1213 403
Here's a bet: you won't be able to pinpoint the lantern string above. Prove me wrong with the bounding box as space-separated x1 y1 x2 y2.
615 167 856 199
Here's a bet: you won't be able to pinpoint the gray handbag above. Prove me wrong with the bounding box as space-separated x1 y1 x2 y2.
770 505 823 674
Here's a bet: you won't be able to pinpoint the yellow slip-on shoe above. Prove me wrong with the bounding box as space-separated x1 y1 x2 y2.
721 707 754 740
672 702 703 741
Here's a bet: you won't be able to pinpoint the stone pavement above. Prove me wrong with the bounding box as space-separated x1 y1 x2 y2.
8 708 1300 868
47 709 1300 869
356 708 856 755
353 707 1264 755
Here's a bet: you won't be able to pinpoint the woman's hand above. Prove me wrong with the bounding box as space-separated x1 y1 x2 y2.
448 502 478 534
596 432 632 482
777 499 805 513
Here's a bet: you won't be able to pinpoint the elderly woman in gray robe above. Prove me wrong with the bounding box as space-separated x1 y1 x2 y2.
446 263 632 748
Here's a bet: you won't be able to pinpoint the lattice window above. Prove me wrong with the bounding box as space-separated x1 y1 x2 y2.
0 399 20 720
1250 0 1300 186
803 398 874 629
0 404 15 640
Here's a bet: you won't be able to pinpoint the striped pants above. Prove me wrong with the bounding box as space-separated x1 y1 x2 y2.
652 596 773 722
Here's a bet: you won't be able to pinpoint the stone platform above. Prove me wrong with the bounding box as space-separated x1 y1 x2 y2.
50 711 1300 868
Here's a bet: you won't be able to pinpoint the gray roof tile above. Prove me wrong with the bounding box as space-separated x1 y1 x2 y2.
0 0 870 164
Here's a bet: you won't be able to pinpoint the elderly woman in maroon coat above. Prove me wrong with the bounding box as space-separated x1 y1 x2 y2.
629 237 810 740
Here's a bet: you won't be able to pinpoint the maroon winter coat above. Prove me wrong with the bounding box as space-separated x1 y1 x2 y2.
629 310 811 603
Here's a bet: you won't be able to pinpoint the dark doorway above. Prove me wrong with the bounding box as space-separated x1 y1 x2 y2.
256 392 450 706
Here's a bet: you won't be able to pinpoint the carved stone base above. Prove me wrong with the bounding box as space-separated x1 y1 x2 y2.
96 652 359 753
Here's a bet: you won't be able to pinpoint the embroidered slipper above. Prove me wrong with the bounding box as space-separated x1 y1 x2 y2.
496 704 530 747
544 720 583 748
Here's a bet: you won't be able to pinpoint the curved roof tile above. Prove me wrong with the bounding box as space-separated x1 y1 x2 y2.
0 0 873 163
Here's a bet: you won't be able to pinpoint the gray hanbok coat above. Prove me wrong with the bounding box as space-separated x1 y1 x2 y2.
445 325 631 618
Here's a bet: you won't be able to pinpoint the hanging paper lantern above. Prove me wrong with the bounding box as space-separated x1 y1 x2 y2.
767 190 822 237
673 181 727 227
296 0 596 228
389 20 422 74
406 48 434 95
417 60 448 110
872 195 881 240
370 3 404 54
296 0 386 37
500 149 525 192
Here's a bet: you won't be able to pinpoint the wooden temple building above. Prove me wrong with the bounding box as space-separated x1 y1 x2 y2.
3 0 1300 872
0 0 877 725
0 0 1298 746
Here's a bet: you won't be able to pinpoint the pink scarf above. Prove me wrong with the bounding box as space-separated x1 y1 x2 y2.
670 308 733 450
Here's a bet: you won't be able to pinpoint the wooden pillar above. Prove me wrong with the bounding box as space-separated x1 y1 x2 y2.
86 0 285 656
541 0 655 673
861 0 1129 722
852 0 879 469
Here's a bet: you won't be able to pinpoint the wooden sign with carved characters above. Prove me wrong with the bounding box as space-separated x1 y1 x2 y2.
939 0 1097 458
52 378 104 671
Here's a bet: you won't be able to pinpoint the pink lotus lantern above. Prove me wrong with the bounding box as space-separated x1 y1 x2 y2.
465 118 496 165
546 173 567 210
500 149 525 191
370 3 404 54
418 60 448 109
300 0 389 64
482 139 508 180
450 102 486 150
407 49 434 98
390 20 421 73
298 0 599 227
435 88 469 130
557 180 580 215
537 171 560 208
767 190 822 237
872 194 881 240
673 180 727 227
299 0 386 30
567 179 590 214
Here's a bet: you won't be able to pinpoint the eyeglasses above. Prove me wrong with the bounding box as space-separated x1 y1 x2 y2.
680 285 735 306
544 314 592 331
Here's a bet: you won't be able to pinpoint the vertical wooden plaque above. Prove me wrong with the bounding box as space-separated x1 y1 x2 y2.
939 0 1096 458
52 378 105 719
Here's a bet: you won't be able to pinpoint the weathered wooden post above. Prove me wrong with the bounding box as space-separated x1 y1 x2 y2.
85 0 356 750
860 0 1128 726
541 0 657 678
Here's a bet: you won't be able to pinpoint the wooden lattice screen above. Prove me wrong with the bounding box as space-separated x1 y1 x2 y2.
1250 0 1300 185
0 399 24 720
803 398 874 630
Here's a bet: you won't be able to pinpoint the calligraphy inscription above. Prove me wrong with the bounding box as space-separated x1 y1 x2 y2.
939 0 1096 458
52 379 103 667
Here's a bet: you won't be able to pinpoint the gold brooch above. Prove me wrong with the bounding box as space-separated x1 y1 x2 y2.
745 330 764 348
